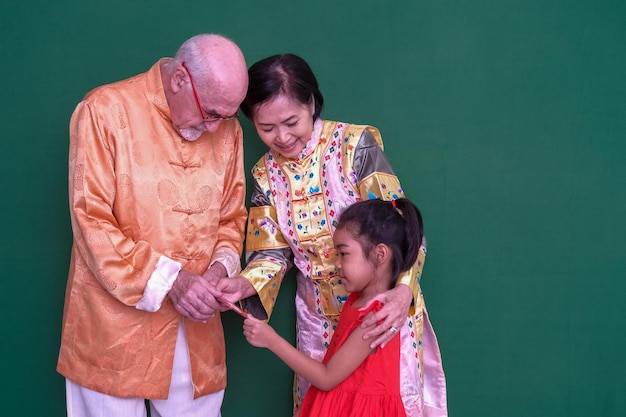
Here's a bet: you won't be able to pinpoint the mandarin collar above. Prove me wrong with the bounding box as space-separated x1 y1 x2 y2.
145 59 171 121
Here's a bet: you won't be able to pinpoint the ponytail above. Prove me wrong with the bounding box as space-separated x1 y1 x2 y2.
392 198 423 273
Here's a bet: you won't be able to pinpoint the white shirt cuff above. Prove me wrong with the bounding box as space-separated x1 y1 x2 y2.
210 247 242 277
136 255 182 312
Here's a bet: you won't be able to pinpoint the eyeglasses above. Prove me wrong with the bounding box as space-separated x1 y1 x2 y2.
181 61 239 123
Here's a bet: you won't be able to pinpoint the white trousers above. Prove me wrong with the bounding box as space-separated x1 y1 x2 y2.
66 320 224 417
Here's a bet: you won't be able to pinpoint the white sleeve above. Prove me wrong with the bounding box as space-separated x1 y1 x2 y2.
135 255 182 312
210 247 242 277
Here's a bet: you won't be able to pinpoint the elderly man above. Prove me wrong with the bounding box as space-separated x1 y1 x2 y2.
57 34 248 417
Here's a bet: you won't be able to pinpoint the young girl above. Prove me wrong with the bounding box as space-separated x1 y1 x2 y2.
243 198 424 417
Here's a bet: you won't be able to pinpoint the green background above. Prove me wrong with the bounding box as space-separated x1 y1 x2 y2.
1 1 624 416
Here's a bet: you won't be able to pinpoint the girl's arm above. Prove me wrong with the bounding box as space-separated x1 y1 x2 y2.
243 314 375 391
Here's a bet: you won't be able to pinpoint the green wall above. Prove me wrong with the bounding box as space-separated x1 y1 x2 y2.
1 1 624 416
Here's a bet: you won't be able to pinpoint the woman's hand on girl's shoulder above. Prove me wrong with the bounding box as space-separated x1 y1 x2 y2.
360 284 412 349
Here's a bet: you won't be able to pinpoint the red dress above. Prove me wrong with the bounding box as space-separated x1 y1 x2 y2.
298 293 407 417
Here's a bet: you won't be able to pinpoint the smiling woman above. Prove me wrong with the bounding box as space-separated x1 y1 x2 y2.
216 53 447 416
252 94 315 159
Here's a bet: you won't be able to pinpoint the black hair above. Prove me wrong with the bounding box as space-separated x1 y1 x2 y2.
336 198 424 287
240 54 324 121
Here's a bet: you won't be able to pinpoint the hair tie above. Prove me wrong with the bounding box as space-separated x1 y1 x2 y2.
391 199 403 217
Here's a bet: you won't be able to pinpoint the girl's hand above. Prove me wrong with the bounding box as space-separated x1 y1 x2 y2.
243 315 277 348
360 284 412 349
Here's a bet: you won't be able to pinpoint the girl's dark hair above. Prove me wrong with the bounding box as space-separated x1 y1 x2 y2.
240 54 324 121
337 198 424 287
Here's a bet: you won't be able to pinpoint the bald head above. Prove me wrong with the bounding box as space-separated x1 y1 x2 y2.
174 34 248 108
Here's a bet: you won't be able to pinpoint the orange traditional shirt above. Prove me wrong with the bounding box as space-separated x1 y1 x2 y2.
57 60 247 399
